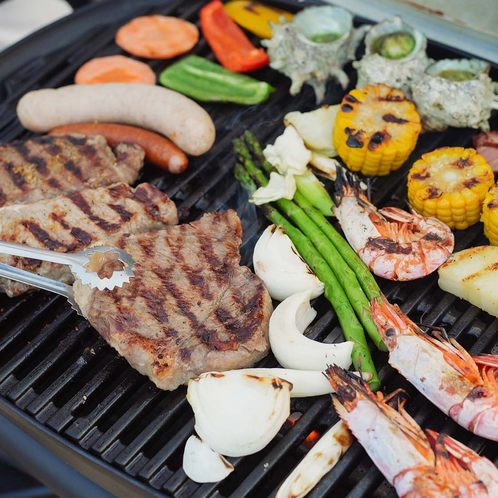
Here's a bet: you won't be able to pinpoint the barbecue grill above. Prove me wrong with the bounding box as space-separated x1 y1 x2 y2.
0 1 497 497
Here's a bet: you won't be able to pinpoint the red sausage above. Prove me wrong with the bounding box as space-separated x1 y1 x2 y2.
49 123 188 174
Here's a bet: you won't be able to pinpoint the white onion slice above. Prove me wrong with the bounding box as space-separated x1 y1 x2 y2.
253 225 324 301
183 435 233 483
276 420 353 497
270 290 353 370
237 368 372 398
187 371 291 457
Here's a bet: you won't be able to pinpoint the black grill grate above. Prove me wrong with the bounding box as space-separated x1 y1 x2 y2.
0 0 497 496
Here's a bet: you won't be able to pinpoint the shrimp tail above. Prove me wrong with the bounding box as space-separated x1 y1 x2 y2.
425 430 498 492
334 164 363 206
473 354 498 394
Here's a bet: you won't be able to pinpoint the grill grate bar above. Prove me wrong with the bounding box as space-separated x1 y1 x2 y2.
46 355 129 433
0 304 74 390
6 319 90 402
114 391 187 467
93 385 163 455
140 418 195 481
65 370 145 442
26 337 109 418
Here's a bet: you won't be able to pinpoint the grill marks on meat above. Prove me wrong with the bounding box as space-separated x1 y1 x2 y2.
0 183 178 297
73 211 272 391
0 134 144 206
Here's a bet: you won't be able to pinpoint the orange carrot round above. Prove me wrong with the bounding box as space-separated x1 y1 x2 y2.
75 55 156 85
116 15 199 59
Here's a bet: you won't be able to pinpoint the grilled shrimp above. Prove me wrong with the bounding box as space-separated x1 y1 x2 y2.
371 297 498 441
333 169 454 281
326 365 498 497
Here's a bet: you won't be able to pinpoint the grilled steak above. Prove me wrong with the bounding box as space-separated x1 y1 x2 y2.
0 134 144 206
73 210 272 391
0 183 177 296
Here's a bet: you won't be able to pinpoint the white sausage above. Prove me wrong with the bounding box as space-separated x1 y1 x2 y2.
16 84 216 156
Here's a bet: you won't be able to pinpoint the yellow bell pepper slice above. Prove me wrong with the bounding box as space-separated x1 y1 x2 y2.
224 1 293 39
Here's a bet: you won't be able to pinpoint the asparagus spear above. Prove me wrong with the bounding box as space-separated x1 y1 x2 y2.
235 138 385 350
234 161 381 390
243 130 335 217
244 132 382 304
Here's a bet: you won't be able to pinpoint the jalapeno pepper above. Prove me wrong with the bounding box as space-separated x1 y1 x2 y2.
200 0 269 72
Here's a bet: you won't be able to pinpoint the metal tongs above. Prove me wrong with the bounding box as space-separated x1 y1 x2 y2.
0 241 136 315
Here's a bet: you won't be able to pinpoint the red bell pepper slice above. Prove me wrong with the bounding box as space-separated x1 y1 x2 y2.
200 0 269 73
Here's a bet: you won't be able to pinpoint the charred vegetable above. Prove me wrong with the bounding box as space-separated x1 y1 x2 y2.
412 58 498 131
408 147 494 230
333 83 421 176
482 184 498 245
262 6 366 103
354 17 430 96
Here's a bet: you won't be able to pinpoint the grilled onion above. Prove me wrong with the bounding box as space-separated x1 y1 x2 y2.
270 289 353 370
183 435 234 483
253 225 324 301
187 371 291 457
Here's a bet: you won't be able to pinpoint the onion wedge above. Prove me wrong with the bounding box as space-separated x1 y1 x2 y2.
187 371 291 457
183 435 234 483
270 290 353 370
253 225 324 301
237 368 372 397
276 420 353 497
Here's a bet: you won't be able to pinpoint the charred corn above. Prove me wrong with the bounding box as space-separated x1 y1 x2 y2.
333 83 421 176
408 147 494 230
482 184 498 245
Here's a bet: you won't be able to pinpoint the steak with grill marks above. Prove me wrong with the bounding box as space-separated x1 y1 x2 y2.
0 134 144 206
0 182 178 297
73 210 272 391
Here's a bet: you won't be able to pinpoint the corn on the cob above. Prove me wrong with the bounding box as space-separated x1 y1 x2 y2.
408 147 494 230
482 184 498 245
333 83 421 176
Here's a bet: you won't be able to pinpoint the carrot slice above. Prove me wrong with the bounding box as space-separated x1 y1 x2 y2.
116 15 199 59
75 55 156 85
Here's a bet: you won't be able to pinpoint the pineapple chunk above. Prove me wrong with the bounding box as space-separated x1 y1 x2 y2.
438 246 498 317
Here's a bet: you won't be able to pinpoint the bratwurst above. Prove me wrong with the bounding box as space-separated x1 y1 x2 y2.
17 83 216 156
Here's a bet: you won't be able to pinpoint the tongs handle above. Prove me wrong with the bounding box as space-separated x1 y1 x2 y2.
0 240 84 267
0 262 82 315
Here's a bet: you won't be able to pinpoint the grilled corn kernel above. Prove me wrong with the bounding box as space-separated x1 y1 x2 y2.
333 83 421 176
408 147 494 230
482 184 498 245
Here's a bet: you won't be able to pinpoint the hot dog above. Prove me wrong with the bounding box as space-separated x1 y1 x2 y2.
49 123 188 174
16 84 216 156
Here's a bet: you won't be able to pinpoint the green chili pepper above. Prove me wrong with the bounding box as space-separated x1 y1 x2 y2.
375 32 415 60
159 55 274 105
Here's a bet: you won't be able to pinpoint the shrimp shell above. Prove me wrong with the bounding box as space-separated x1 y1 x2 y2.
327 365 498 497
371 297 498 441
334 169 454 281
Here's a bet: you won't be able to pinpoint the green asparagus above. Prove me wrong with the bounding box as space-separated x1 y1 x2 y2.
235 163 380 390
